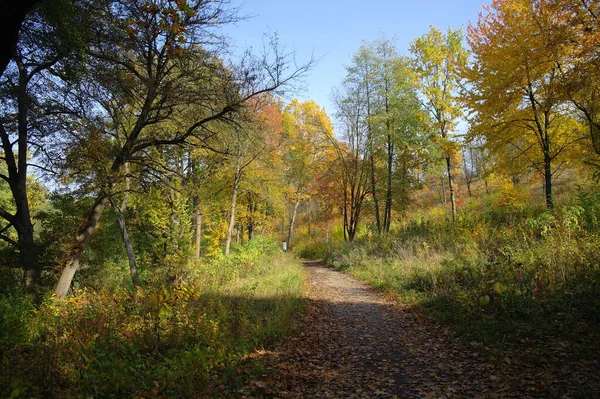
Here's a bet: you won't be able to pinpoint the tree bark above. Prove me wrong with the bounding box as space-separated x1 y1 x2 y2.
225 165 241 256
194 211 202 261
109 196 140 287
287 199 300 249
384 133 393 234
0 57 42 298
446 155 457 221
369 155 382 234
0 0 42 77
543 149 553 209
54 196 109 298
440 175 446 204
18 218 39 299
463 148 473 197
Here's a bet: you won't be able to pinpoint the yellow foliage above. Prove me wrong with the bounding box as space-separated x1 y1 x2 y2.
488 174 530 210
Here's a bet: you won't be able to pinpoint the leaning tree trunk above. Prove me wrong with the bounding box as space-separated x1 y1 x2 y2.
109 196 140 287
54 195 109 298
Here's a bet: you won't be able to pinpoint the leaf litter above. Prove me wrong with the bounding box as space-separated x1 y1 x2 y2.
234 261 599 398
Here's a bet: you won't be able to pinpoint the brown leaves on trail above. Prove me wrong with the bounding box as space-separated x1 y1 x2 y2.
236 262 600 398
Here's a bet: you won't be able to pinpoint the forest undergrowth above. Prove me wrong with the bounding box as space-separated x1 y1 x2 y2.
0 238 305 398
300 186 600 363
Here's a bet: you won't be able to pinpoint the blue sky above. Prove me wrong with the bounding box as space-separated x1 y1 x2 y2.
221 0 490 116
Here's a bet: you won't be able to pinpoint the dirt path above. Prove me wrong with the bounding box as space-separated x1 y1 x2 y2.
238 261 597 398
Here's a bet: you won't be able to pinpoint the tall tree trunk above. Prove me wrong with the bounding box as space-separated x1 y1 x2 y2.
194 211 202 261
18 219 39 299
0 58 42 297
11 176 40 298
440 175 446 204
287 199 300 249
543 148 553 209
542 111 554 209
168 188 180 250
246 197 255 241
247 222 253 241
225 165 241 256
383 71 393 234
384 134 393 234
54 195 109 298
109 196 140 287
446 155 457 221
110 164 140 287
369 155 382 234
463 149 473 197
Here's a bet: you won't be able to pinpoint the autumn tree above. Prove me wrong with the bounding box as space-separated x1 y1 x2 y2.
410 26 466 221
51 0 312 297
222 103 282 256
332 85 372 241
342 39 394 234
539 0 600 163
465 0 588 208
281 100 334 247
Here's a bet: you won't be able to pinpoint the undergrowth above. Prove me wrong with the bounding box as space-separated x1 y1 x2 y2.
0 238 305 398
321 190 600 356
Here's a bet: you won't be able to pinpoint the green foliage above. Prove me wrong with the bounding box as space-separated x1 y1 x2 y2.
293 236 332 260
0 246 304 398
0 291 36 353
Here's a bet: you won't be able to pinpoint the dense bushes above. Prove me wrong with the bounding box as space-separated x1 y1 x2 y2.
0 239 304 398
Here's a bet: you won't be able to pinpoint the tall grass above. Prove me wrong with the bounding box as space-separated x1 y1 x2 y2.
0 238 305 398
323 192 600 348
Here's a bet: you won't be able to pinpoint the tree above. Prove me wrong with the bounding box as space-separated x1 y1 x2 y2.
332 86 372 241
52 0 312 298
0 1 88 297
377 54 427 228
410 26 466 221
223 122 270 256
465 0 587 208
541 0 600 163
0 0 44 77
282 100 333 248
343 40 384 234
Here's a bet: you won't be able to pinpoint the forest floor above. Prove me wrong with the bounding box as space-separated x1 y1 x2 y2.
234 261 599 398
